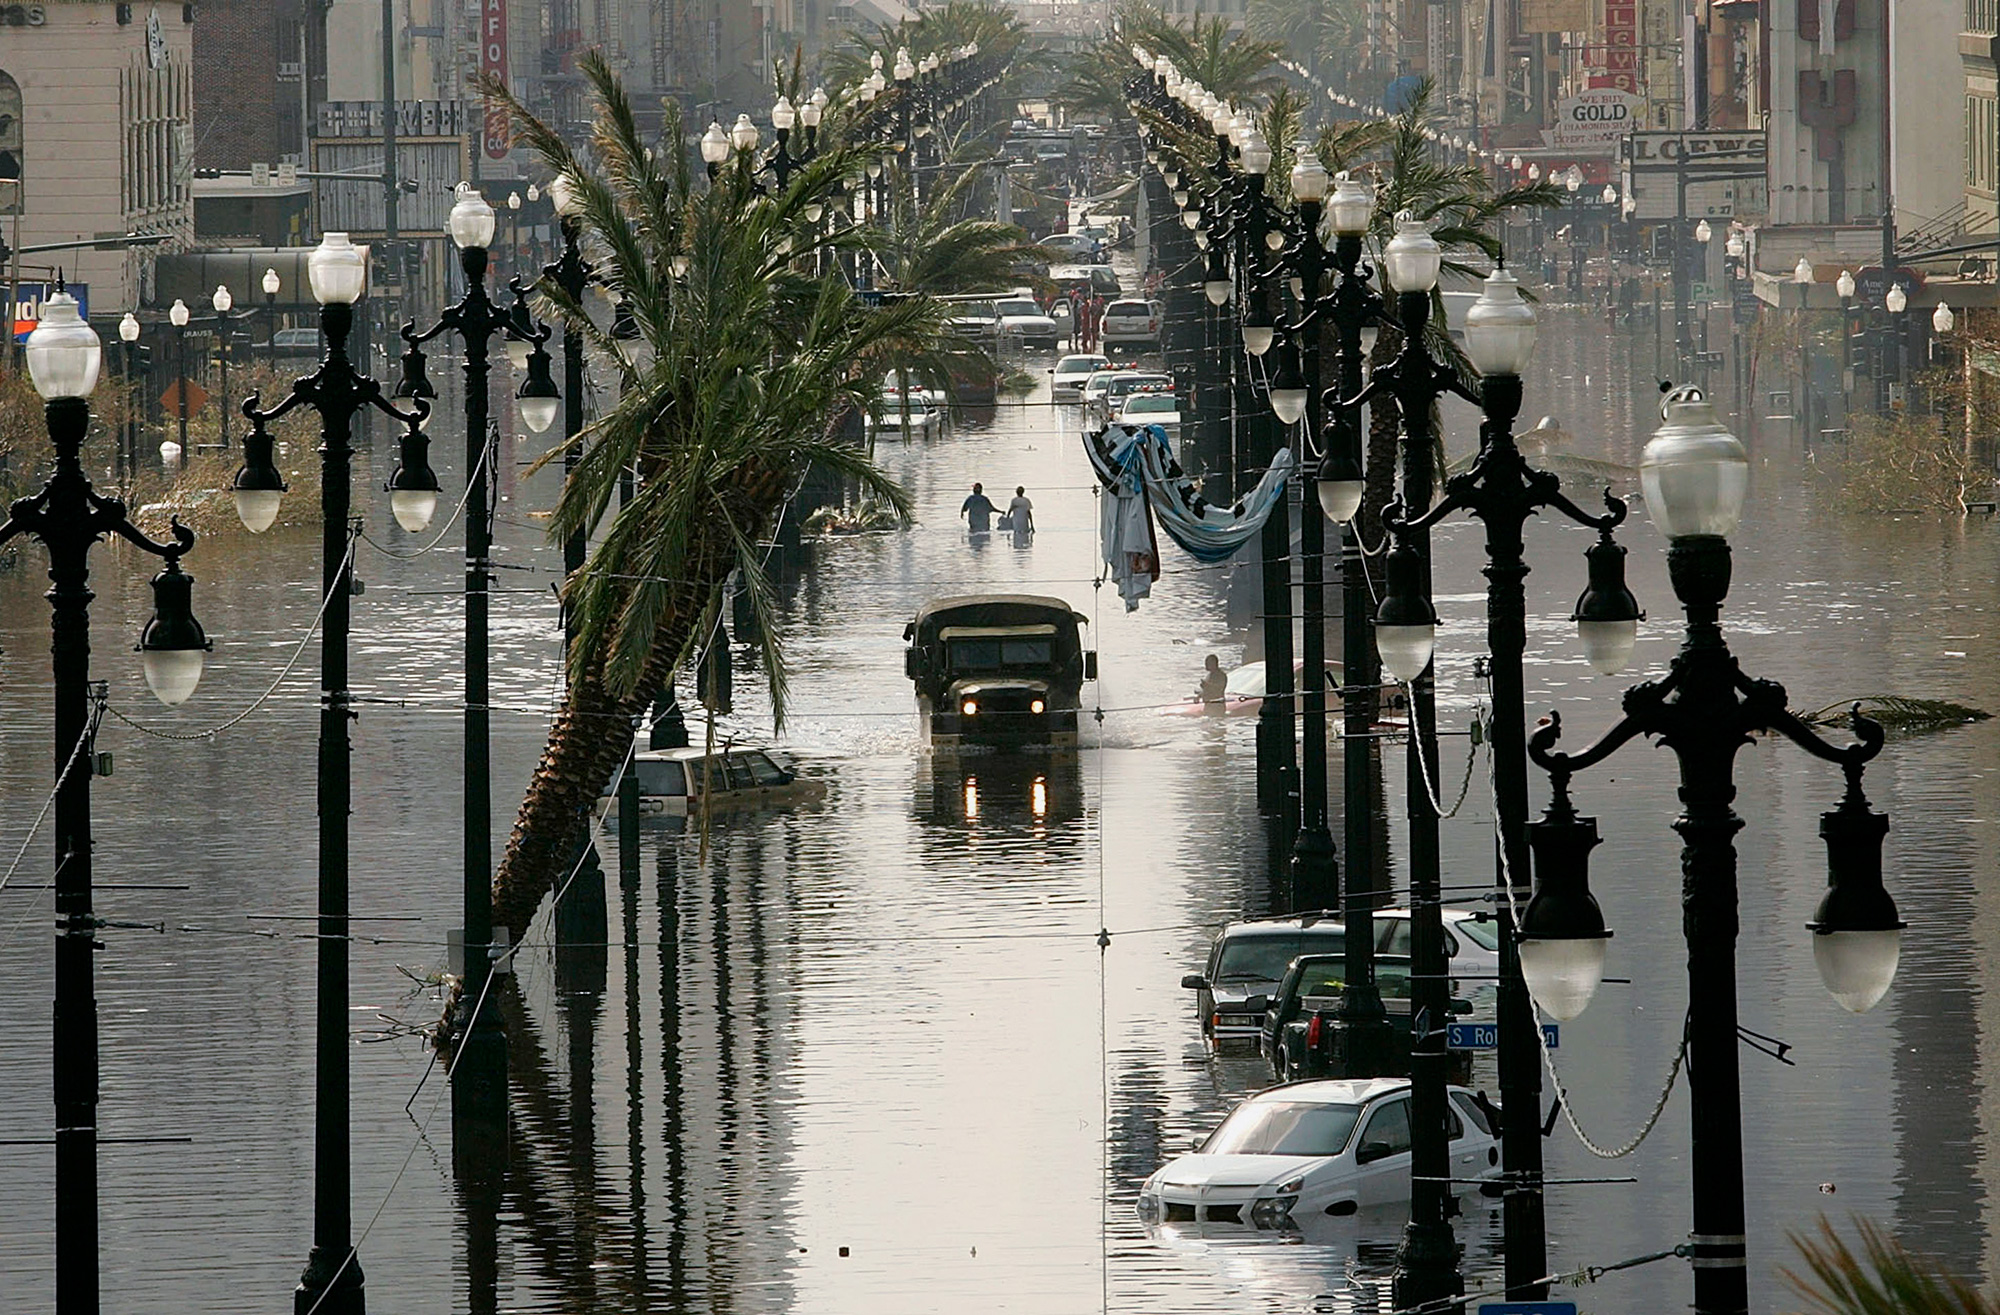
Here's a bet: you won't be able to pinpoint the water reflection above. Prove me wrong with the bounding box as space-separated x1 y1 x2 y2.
0 292 1996 1313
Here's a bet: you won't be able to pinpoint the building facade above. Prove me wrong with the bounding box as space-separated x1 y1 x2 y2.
3 0 195 321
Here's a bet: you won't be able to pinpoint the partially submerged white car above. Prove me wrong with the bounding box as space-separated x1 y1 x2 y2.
1136 1078 1502 1229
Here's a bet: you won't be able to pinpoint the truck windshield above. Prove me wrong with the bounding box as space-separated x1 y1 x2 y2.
948 637 1054 670
1204 1100 1363 1156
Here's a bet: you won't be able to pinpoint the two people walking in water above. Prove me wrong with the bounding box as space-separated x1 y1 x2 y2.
960 483 1034 539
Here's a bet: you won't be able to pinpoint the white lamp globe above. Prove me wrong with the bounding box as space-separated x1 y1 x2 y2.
771 95 797 131
507 191 521 211
141 647 206 708
169 298 190 328
1243 324 1275 356
700 123 731 165
1291 148 1329 202
118 312 140 343
526 182 540 202
549 173 584 216
1836 269 1856 299
1693 218 1712 244
1327 171 1374 236
1725 233 1745 259
211 284 234 314
391 488 438 533
1601 184 1616 205
1792 255 1813 285
448 183 498 249
1463 265 1538 376
1238 131 1272 177
1640 388 1750 540
1518 935 1609 1021
262 267 282 297
1375 624 1435 683
308 233 368 305
1885 284 1907 314
1383 211 1443 294
730 113 760 152
505 337 533 370
25 291 103 400
1934 301 1956 333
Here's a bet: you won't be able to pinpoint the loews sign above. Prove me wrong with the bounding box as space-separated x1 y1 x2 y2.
1621 130 1769 172
1 4 49 23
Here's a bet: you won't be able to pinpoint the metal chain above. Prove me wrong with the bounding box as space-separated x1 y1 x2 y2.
357 433 495 560
106 533 357 742
1490 747 1686 1158
1403 683 1481 818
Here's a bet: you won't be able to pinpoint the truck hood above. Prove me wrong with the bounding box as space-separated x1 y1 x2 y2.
950 678 1052 697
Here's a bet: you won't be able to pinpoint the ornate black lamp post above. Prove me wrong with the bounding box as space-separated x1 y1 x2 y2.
116 312 141 481
233 231 432 1315
393 183 560 1106
1523 384 1904 1315
2 287 212 1315
1285 165 1401 1076
210 283 234 449
168 296 190 454
1387 263 1646 1301
1344 213 1466 1311
767 87 824 189
262 267 282 368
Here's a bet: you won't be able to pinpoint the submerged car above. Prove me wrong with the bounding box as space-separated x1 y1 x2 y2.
904 594 1097 749
1111 390 1181 438
1136 1078 1503 1228
1184 908 1501 1050
598 745 826 817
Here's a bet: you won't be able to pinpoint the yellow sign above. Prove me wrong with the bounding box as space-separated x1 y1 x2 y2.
1519 0 1587 31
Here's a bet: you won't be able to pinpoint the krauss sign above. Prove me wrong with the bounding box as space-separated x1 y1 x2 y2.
1548 89 1641 150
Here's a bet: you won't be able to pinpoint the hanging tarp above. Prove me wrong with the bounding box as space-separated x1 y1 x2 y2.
1086 424 1296 598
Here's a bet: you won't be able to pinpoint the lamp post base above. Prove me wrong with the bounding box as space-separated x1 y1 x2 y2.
1290 823 1337 912
295 1244 365 1315
1392 1218 1464 1314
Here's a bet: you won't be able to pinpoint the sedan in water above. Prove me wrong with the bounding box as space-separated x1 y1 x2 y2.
1049 353 1109 398
1136 1078 1502 1230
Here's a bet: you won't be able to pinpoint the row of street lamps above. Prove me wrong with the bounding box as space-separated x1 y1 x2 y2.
1130 44 1906 1315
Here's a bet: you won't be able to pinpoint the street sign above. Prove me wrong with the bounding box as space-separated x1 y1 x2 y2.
250 162 271 187
1478 1303 1578 1315
160 379 210 416
1692 282 1717 303
1447 1022 1559 1050
276 161 298 187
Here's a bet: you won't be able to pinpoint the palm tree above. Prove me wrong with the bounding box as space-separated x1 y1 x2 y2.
868 160 1049 296
1344 79 1560 544
1784 1216 1996 1315
1246 0 1366 94
477 55 949 940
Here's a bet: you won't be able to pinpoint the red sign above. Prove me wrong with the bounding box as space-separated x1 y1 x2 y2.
1591 0 1639 93
481 0 508 160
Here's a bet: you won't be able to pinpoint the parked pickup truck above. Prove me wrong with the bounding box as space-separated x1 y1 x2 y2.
1253 953 1473 1085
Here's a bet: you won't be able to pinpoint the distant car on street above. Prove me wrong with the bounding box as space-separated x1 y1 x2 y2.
1040 232 1103 263
992 296 1061 350
1135 1077 1503 1228
1100 298 1164 351
259 327 322 357
1085 370 1172 426
1110 389 1181 438
1049 353 1109 397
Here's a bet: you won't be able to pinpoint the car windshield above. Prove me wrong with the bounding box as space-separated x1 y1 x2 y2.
1205 1100 1364 1157
948 301 997 320
1122 395 1176 413
1213 929 1345 982
1108 301 1149 315
1056 357 1106 376
1453 917 1501 951
995 300 1040 317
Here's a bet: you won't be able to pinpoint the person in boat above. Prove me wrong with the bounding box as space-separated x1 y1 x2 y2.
1197 653 1226 706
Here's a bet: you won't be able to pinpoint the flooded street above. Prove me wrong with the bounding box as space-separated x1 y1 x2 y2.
1 300 1996 1314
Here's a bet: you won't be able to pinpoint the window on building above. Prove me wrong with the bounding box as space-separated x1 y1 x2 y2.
1968 94 1998 194
122 59 189 218
1970 0 1999 37
0 71 20 216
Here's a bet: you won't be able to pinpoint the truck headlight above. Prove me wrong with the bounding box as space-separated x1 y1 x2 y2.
1030 698 1045 714
961 699 978 716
